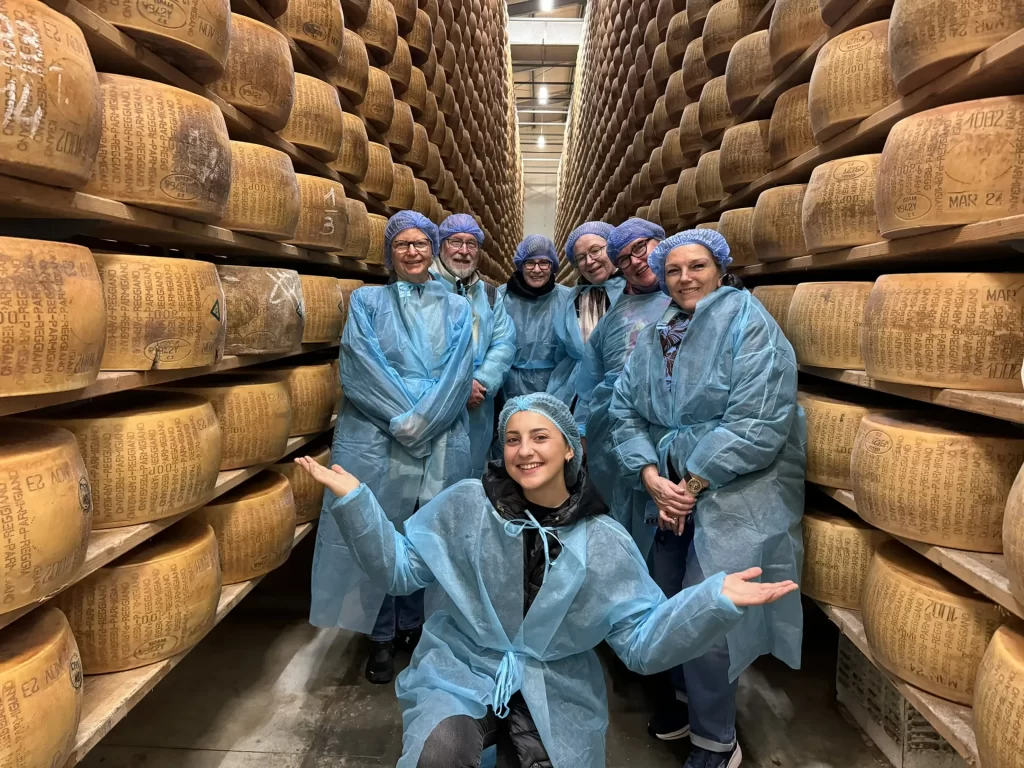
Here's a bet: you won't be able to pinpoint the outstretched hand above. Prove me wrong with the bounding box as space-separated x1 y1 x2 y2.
295 456 360 498
721 568 798 607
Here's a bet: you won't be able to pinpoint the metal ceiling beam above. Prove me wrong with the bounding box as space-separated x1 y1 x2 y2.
508 18 581 65
507 0 581 16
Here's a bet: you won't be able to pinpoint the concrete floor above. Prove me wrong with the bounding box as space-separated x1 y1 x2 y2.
81 541 886 768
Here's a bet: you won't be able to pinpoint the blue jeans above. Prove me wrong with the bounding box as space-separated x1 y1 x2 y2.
648 523 738 752
370 591 424 643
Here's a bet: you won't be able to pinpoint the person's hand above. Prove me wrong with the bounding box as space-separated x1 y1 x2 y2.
467 380 487 409
722 567 799 607
295 456 360 498
642 465 696 523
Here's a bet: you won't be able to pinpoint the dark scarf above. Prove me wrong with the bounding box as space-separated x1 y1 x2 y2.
507 271 556 300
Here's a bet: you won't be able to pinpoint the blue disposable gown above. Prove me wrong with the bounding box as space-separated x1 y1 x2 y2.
430 267 517 477
608 287 806 679
575 291 670 531
328 479 744 768
310 280 475 631
546 277 627 406
499 284 571 398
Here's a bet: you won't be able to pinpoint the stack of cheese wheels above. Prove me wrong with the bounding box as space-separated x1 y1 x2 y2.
798 388 890 489
725 30 772 113
0 0 102 188
221 143 301 240
975 621 1024 768
217 266 305 356
56 519 222 673
209 15 294 132
0 239 106 397
719 121 771 192
330 33 371 105
85 75 232 223
290 176 348 252
769 84 815 168
163 374 292 469
768 0 826 74
698 77 733 140
270 444 330 524
195 472 296 584
801 154 881 252
278 0 345 68
852 412 1024 552
752 185 809 261
278 74 345 162
362 143 396 200
266 363 336 435
81 0 230 82
751 285 796 335
862 542 1005 704
332 114 370 182
299 275 345 342
1003 465 1024 602
802 507 891 609
876 97 1024 239
360 67 397 132
33 393 222 528
718 208 756 267
340 200 372 260
861 273 1024 392
702 0 763 74
0 608 83 766
786 282 873 369
0 426 92 613
695 151 725 207
366 213 389 265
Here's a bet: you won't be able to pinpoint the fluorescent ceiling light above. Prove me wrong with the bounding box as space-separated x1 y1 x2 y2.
539 0 553 10
538 85 549 105
537 135 546 148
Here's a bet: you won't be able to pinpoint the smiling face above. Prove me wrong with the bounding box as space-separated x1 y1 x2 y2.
503 410 574 495
573 234 615 284
441 233 480 279
664 243 722 312
521 258 553 288
392 227 433 283
616 237 660 290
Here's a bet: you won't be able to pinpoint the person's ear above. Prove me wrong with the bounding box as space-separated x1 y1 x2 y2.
565 447 575 462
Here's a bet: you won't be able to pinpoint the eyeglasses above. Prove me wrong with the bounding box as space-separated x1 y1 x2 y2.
523 259 552 271
574 244 607 265
445 238 479 253
392 240 432 254
615 238 654 270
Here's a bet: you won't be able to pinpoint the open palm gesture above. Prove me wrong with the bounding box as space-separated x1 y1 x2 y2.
295 456 360 498
722 568 798 607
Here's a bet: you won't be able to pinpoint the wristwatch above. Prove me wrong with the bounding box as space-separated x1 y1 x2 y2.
684 472 709 495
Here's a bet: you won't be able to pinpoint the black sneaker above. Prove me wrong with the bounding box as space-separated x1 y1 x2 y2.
364 641 395 684
647 703 690 741
396 626 422 653
684 745 742 768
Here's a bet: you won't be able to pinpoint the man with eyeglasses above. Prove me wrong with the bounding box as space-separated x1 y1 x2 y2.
431 214 516 477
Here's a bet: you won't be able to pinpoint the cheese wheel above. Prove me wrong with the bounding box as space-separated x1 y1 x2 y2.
801 154 881 253
193 472 295 584
357 0 399 64
362 142 395 200
787 281 873 369
975 622 1024 768
406 66 430 116
1005 467 1024 603
695 150 725 207
875 97 1024 239
862 541 1005 704
667 11 691 67
221 142 301 240
165 374 292 468
55 518 222 674
719 120 771 192
798 389 887 489
653 43 673 89
661 128 686 176
359 67 396 132
270 445 329 523
298 276 344 343
0 0 102 188
718 208 756 267
752 184 808 261
387 163 417 209
752 285 796 334
385 100 415 154
339 199 371 260
698 76 734 140
890 0 1024 96
768 83 815 168
0 239 105 397
665 71 688 125
678 102 706 159
328 115 369 184
412 177 431 215
278 74 345 162
289 175 348 252
407 9 432 64
94 253 225 371
675 167 701 216
687 0 714 34
0 426 91 612
659 183 681 231
702 0 763 74
0 608 82 767
683 38 713 98
402 122 429 171
217 265 304 356
808 21 899 142
366 213 388 265
344 0 370 24
853 412 1024 552
725 31 772 113
80 0 229 82
85 75 231 223
277 0 344 68
382 37 412 95
328 32 370 105
862 273 1024 391
209 16 293 131
36 392 222 528
802 509 891 609
768 0 827 74
266 362 335 435
337 279 363 323
654 97 673 141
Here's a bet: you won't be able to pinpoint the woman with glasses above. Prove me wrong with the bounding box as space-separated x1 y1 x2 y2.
609 229 805 768
499 235 570 399
310 210 475 685
547 222 626 409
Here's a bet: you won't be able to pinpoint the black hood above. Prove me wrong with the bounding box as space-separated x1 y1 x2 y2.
506 270 556 299
481 461 608 527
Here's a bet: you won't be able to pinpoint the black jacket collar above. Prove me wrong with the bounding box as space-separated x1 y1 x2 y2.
506 271 555 300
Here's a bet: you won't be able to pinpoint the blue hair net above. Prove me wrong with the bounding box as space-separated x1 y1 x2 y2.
384 210 440 271
439 213 485 244
498 393 583 485
564 221 614 264
606 218 666 262
648 229 733 294
513 235 560 272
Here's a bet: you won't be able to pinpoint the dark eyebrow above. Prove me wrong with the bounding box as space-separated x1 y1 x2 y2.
529 428 551 435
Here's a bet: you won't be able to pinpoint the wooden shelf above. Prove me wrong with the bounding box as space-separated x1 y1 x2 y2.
814 600 980 766
64 521 316 766
799 366 1024 424
0 419 335 633
752 0 775 31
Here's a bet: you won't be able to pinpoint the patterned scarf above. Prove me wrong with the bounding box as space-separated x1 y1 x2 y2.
659 311 691 381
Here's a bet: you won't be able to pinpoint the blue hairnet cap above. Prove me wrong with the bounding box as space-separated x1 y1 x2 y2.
498 393 583 486
606 218 666 262
439 213 485 244
384 210 440 271
564 221 614 264
649 229 733 295
513 235 560 272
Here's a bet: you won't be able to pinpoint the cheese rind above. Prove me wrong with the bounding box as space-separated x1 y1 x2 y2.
277 0 345 68
798 389 887 489
299 276 345 342
718 208 757 267
787 281 873 369
769 83 816 169
217 265 305 356
768 0 827 74
752 285 796 335
270 445 329 523
278 74 345 163
289 175 348 252
719 120 772 192
802 509 890 609
268 362 336 436
752 184 809 262
221 142 301 241
975 622 1024 768
802 154 881 252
